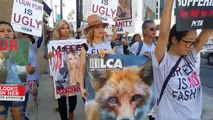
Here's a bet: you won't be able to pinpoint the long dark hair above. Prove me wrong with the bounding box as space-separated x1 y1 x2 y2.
22 33 35 44
130 34 140 46
0 21 14 32
167 24 189 50
0 21 15 39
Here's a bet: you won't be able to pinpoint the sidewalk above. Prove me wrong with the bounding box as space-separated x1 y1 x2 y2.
26 73 86 120
202 86 213 120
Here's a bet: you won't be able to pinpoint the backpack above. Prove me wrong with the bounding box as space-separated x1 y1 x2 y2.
136 41 157 56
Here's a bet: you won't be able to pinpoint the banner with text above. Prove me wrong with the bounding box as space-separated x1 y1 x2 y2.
0 39 29 101
11 0 43 37
115 0 135 34
48 39 86 99
85 55 153 119
90 0 118 25
176 0 213 31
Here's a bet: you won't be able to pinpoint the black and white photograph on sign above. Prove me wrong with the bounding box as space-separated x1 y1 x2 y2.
117 0 132 20
176 0 213 31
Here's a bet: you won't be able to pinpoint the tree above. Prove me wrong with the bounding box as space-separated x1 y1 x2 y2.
67 10 75 21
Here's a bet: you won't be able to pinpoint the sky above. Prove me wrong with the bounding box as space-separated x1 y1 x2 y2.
43 0 76 29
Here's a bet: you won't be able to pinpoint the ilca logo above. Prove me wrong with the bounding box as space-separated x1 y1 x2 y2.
89 58 123 71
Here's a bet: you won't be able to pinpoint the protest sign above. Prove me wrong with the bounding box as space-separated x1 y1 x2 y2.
90 0 118 25
176 0 213 31
85 54 153 119
0 39 29 101
48 39 86 99
11 0 43 37
142 0 156 20
83 0 93 21
115 0 135 34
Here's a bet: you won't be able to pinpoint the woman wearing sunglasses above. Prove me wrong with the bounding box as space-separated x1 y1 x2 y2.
152 0 213 119
129 20 157 57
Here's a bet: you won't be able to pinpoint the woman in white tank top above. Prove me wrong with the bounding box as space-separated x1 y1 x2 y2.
79 14 115 99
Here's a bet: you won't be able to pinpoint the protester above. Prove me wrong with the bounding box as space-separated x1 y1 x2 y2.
0 21 35 120
129 33 142 47
111 32 129 55
127 20 158 118
16 32 42 120
18 33 42 106
79 14 115 120
75 27 85 39
79 14 115 99
129 20 157 57
152 0 213 119
51 19 76 120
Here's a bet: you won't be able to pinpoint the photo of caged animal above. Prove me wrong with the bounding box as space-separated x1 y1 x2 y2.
0 51 9 84
86 61 153 120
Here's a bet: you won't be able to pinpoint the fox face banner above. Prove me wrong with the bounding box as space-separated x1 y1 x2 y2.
48 39 86 99
0 39 29 101
85 55 154 120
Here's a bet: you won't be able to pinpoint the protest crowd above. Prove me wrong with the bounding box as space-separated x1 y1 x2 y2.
0 0 213 120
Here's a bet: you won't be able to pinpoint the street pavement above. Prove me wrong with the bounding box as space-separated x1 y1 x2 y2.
200 58 213 120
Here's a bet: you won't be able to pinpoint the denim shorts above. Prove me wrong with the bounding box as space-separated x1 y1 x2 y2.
0 100 25 116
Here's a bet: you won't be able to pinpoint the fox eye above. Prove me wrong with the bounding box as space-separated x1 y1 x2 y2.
107 97 118 106
132 94 143 102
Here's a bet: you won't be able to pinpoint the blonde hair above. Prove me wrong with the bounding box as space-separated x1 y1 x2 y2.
67 51 79 71
86 27 95 47
52 20 73 40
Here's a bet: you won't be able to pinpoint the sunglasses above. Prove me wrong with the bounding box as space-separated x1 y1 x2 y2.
181 38 197 48
149 27 156 31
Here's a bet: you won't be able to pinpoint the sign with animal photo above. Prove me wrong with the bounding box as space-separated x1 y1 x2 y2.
48 39 86 99
90 0 118 25
142 0 156 20
0 38 29 101
176 0 213 31
85 55 153 120
11 0 43 37
115 0 135 34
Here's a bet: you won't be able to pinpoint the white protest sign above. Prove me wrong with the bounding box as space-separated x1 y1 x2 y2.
115 0 135 34
48 39 86 99
90 0 118 25
83 0 92 21
11 0 43 37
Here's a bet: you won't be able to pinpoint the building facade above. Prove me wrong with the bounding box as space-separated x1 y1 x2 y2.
0 0 42 22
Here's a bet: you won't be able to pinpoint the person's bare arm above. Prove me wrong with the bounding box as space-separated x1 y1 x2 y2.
155 0 174 63
111 26 117 42
195 30 213 53
79 47 88 99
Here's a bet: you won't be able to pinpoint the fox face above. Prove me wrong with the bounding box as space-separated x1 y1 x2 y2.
89 61 153 120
